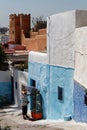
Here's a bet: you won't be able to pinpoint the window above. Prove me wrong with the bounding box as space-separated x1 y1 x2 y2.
58 86 63 100
30 79 36 87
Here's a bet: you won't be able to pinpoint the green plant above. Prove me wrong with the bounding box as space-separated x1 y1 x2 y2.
32 16 47 32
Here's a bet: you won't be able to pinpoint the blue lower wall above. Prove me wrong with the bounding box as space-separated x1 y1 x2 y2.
48 66 74 119
0 82 12 106
74 81 87 122
28 61 74 120
28 62 50 119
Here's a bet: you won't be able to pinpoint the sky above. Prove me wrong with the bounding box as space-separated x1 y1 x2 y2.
0 0 87 27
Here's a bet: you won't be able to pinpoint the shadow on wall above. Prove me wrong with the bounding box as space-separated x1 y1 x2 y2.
74 80 87 123
0 94 12 108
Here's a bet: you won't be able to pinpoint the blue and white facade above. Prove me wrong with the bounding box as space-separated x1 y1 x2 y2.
13 70 28 108
28 10 87 122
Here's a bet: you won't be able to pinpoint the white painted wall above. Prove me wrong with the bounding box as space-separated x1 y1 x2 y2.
74 52 87 88
29 51 48 64
75 27 87 53
47 10 76 68
76 10 87 28
13 69 28 108
74 27 87 89
47 10 87 68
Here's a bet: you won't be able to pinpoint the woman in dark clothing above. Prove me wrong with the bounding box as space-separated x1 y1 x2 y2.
21 88 29 120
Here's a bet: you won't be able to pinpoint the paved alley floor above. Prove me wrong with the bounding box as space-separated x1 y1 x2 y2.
0 105 87 130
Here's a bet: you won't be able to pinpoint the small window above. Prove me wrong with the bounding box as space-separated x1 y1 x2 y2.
58 86 63 100
30 79 36 87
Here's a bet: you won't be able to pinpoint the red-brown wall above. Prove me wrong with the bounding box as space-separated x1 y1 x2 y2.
9 13 47 52
21 29 46 52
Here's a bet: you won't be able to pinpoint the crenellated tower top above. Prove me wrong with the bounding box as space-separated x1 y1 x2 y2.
9 13 31 44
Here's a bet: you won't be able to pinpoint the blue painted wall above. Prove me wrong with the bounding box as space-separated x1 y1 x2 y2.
28 61 74 120
74 81 87 122
0 82 12 106
48 66 74 119
28 62 50 119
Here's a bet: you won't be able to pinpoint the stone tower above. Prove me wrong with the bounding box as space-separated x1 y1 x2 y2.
9 14 31 44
